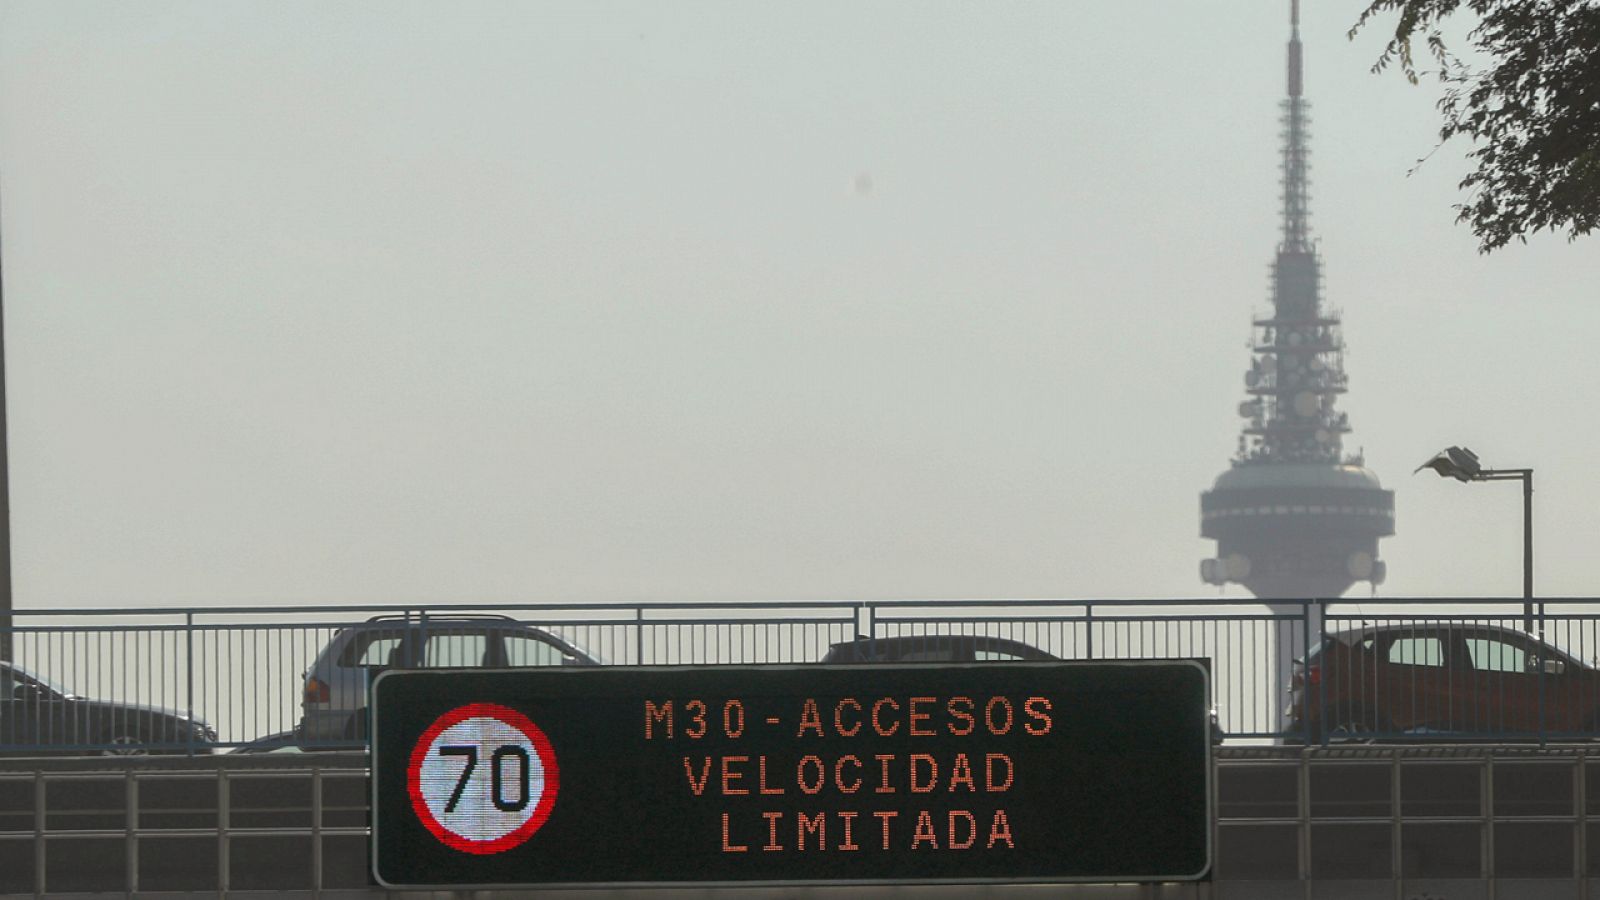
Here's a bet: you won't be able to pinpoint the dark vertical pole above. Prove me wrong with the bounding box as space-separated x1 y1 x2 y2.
1524 470 1535 636
0 190 12 663
1526 471 1542 740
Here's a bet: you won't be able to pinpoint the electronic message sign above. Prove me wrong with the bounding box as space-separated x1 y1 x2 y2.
372 661 1211 889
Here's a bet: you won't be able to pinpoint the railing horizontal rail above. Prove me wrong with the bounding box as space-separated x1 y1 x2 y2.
868 613 1301 624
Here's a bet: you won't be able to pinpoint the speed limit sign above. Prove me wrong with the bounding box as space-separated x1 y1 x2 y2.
405 702 561 855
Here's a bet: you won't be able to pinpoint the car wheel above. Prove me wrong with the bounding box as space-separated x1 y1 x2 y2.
1326 710 1389 743
101 734 149 756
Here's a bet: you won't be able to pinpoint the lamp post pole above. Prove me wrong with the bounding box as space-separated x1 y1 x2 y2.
1416 447 1536 635
1474 468 1535 634
1525 470 1533 632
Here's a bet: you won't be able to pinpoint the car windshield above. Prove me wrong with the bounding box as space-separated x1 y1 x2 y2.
484 625 605 666
556 632 604 665
5 663 75 697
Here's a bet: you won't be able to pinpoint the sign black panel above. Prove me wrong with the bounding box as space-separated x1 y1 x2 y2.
372 661 1210 889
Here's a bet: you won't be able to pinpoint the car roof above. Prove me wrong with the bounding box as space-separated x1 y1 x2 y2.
1324 622 1586 665
1328 622 1551 643
359 613 520 624
323 617 601 664
830 634 1044 647
825 634 1057 659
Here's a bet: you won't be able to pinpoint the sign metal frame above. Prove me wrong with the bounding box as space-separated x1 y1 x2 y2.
372 660 1213 890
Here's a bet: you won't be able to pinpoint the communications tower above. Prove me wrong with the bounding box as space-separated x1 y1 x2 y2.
1199 0 1395 600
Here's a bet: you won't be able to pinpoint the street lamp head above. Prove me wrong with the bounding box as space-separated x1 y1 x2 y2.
1414 445 1482 482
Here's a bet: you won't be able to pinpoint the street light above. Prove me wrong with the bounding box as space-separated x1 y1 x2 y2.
1415 446 1536 633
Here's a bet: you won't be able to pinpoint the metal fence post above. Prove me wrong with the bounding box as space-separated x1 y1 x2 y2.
1539 641 1548 747
186 612 195 756
1302 602 1314 746
634 606 644 666
1483 755 1495 891
34 769 45 895
1316 601 1328 747
313 767 324 896
218 769 230 895
1085 603 1094 659
127 770 140 893
1578 749 1589 900
1390 750 1402 887
413 608 426 668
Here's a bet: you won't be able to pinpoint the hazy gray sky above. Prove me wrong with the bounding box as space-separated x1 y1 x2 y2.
1 2 1596 607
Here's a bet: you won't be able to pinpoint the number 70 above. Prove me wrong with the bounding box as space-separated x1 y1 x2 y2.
439 744 532 813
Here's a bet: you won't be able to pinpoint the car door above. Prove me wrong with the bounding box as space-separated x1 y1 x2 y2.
1462 630 1578 735
893 639 969 663
332 627 406 717
0 665 29 748
0 667 59 750
1375 627 1467 733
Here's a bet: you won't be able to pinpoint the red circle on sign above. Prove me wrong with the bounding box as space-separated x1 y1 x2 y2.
406 702 561 855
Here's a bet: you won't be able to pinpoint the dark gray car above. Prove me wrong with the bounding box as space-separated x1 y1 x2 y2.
821 635 1223 743
0 661 217 755
820 634 1059 664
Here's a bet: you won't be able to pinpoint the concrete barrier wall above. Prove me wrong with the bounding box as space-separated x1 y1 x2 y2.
5 746 1600 897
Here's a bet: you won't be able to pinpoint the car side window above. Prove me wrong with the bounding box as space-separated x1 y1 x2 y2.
343 630 406 668
2 671 52 701
1387 637 1445 667
975 649 1027 661
503 634 565 667
423 633 489 668
1465 637 1528 674
898 648 959 662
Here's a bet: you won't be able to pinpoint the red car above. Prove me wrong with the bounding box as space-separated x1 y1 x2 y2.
1288 623 1600 741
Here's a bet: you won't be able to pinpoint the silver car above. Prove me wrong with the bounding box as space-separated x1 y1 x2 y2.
297 614 599 742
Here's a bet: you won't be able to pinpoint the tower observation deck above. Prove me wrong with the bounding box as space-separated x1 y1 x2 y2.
1199 0 1395 600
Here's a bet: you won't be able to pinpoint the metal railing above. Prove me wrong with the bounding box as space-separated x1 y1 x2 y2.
2 597 1596 753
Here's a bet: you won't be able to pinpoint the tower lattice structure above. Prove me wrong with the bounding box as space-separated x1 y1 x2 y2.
1199 0 1395 600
